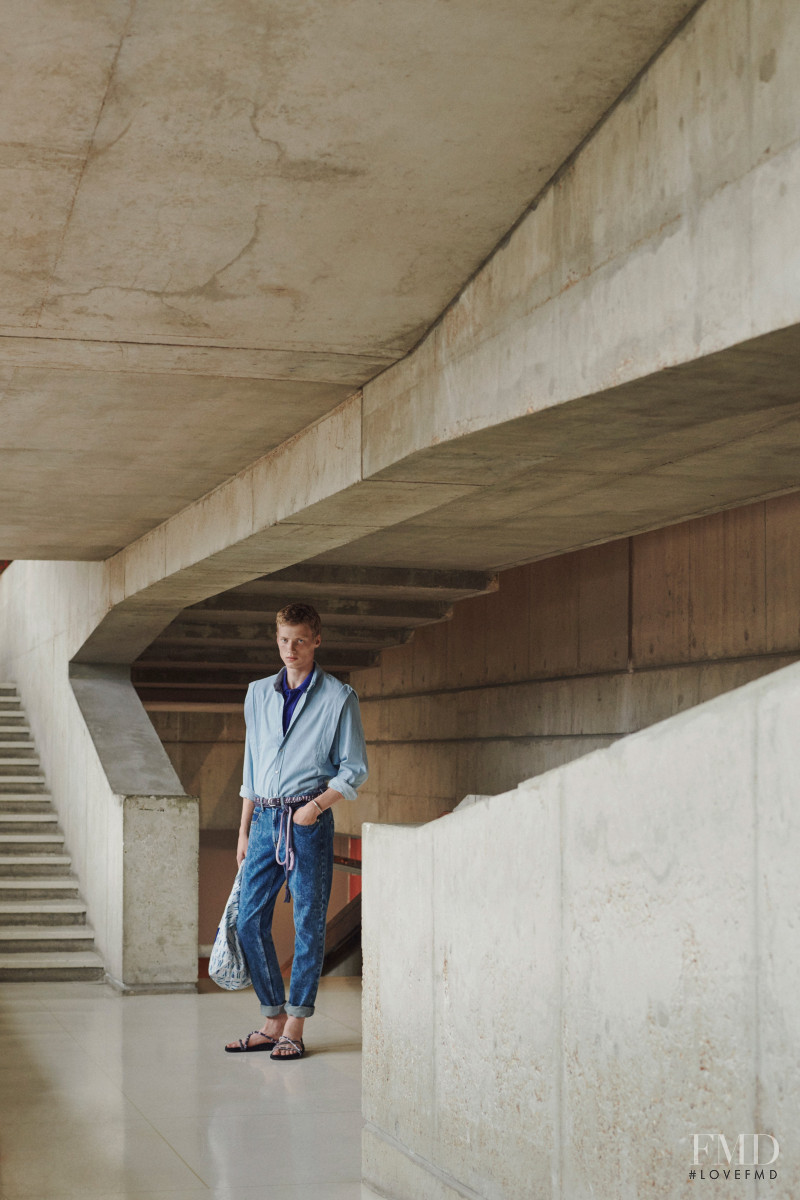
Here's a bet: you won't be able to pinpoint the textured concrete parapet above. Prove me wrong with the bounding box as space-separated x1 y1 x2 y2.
70 664 198 989
362 660 800 1199
115 792 198 991
0 563 199 989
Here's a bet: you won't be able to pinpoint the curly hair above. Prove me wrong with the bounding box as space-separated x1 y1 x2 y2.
275 602 322 637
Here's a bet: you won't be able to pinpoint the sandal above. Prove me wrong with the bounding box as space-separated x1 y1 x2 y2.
224 1029 279 1053
270 1034 305 1061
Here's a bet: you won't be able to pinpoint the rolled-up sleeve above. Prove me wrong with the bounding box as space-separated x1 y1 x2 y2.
326 691 368 801
239 684 257 801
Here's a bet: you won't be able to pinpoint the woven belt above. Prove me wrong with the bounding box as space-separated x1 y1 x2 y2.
254 792 325 902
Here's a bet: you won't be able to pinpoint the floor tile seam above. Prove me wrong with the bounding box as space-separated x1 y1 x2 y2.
309 1010 363 1034
45 1007 137 1089
32 1009 212 1189
150 1103 365 1128
112 1089 219 1190
19 1005 124 1081
0 994 48 1012
0 1191 211 1200
154 1106 367 1130
314 1018 362 1035
0 1107 157 1132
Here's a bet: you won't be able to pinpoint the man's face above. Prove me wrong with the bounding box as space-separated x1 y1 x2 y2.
276 622 320 676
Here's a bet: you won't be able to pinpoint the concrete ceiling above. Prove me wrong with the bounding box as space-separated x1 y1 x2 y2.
2 0 697 559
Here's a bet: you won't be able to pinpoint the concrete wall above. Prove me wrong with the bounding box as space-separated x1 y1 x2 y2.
0 561 198 990
347 493 800 833
362 657 800 1199
147 709 246 831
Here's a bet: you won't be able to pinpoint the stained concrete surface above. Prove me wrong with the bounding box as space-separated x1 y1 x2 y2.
19 0 800 672
1 0 698 558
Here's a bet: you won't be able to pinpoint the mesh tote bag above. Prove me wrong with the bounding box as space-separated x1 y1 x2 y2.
208 863 251 990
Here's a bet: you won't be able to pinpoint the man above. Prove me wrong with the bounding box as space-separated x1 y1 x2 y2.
225 602 368 1059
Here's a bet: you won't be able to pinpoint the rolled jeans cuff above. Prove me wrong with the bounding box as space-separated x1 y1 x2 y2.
285 1003 315 1018
259 1003 286 1017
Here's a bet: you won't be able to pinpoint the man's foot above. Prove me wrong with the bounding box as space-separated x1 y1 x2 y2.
225 1013 287 1053
270 1034 305 1060
270 1014 305 1057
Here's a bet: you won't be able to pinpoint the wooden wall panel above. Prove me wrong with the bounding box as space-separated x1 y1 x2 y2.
352 493 800 701
528 552 581 677
687 505 766 660
577 540 629 672
631 522 692 667
446 592 489 689
342 491 800 825
375 641 413 696
483 566 531 684
411 621 448 693
765 492 800 652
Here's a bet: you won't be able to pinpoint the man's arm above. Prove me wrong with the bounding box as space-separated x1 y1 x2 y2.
293 691 368 825
326 690 368 799
237 797 255 866
292 785 345 826
237 683 257 862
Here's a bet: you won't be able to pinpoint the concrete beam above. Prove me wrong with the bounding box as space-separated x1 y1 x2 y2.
132 654 377 685
258 564 499 599
136 642 383 666
72 394 483 663
186 593 455 626
156 621 411 649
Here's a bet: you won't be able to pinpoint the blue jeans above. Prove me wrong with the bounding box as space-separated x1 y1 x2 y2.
237 805 334 1018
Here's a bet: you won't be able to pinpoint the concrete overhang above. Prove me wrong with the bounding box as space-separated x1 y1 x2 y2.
1 0 699 558
60 0 800 668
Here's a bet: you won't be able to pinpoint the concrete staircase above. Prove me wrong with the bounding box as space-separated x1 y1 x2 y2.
0 684 104 981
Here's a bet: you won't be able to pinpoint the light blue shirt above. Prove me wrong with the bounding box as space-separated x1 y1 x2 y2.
240 665 368 803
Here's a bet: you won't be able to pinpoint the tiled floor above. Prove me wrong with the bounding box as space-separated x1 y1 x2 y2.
0 977 378 1199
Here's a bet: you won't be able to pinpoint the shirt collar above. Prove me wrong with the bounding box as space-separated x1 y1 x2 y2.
277 664 316 696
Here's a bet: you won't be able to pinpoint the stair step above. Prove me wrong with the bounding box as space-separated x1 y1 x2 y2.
0 817 59 835
0 899 87 925
0 854 72 876
0 800 54 816
0 694 101 977
0 811 58 823
0 779 47 793
0 833 66 855
0 743 38 757
0 926 96 953
0 878 80 899
0 792 53 804
0 951 105 982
